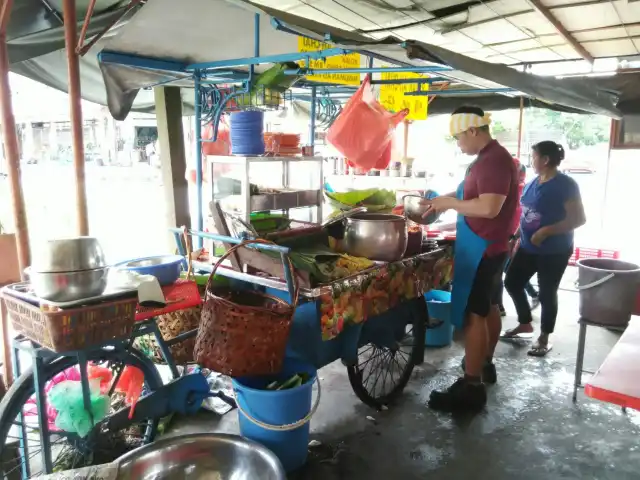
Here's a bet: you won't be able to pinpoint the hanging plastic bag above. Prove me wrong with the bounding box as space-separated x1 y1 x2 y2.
187 116 232 185
327 76 408 171
374 139 393 170
202 117 231 156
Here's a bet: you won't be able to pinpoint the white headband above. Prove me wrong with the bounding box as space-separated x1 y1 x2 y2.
449 112 492 136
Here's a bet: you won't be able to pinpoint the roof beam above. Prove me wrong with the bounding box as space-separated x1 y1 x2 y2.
527 0 594 64
364 0 608 36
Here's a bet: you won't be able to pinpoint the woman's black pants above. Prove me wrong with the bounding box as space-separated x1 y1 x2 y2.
504 248 571 334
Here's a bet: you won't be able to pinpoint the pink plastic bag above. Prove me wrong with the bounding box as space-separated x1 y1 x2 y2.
374 139 393 170
327 76 408 171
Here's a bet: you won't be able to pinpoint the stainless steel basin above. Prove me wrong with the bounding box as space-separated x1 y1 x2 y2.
25 267 109 302
31 237 106 273
116 434 286 480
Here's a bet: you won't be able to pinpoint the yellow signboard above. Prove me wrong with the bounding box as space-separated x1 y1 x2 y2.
379 71 428 121
297 37 361 86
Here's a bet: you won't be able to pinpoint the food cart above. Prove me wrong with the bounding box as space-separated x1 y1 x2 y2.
176 225 453 408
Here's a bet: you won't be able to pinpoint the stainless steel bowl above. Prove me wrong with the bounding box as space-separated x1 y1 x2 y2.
26 267 109 302
343 213 408 262
403 194 440 225
116 434 286 479
31 237 106 273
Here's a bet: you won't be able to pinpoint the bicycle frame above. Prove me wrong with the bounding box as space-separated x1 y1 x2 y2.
9 316 195 476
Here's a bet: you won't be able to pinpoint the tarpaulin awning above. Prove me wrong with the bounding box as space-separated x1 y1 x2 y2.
6 0 630 119
94 0 622 120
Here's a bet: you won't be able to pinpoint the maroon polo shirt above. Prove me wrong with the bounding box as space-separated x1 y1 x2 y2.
463 140 518 256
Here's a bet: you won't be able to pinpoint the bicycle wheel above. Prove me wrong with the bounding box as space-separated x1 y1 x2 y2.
0 347 162 478
347 297 426 409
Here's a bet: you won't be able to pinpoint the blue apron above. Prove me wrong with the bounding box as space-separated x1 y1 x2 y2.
449 180 491 329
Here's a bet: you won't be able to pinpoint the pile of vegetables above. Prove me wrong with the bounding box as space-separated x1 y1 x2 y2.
288 249 374 283
325 188 396 213
264 373 311 390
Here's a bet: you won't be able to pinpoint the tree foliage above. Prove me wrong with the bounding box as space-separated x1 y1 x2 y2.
525 108 610 149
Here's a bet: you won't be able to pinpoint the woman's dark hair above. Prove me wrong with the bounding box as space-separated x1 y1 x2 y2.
451 105 489 132
532 140 565 167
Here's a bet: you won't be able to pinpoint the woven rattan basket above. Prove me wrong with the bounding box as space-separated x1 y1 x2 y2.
134 227 202 364
194 239 298 377
4 294 137 352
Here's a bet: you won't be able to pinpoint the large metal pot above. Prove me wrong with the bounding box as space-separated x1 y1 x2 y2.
31 237 106 273
25 266 109 302
116 433 286 479
343 213 408 262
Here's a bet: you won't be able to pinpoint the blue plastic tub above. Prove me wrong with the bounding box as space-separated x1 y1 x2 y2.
232 358 317 472
424 290 454 347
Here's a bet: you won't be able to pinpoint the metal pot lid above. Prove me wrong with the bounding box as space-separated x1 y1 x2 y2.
321 207 368 228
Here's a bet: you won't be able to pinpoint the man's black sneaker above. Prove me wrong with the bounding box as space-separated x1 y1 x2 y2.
498 304 507 317
460 357 497 384
428 377 487 413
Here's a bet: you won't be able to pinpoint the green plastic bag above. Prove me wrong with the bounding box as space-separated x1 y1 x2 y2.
49 380 110 438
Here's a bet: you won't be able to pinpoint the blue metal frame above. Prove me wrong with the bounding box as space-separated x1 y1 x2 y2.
98 51 187 73
309 85 317 149
170 227 297 300
284 65 452 75
98 12 517 263
186 48 349 71
194 73 204 248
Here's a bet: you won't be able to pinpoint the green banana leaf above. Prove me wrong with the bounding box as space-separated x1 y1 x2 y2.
253 62 302 92
325 188 396 212
261 246 341 283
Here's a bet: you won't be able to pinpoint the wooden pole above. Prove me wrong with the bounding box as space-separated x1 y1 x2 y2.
516 96 524 158
63 0 89 235
0 0 25 386
0 7 30 274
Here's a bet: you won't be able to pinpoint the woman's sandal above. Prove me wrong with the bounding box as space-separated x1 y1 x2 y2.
500 327 534 339
528 341 553 357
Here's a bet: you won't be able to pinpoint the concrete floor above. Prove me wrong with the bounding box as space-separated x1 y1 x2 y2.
168 283 640 479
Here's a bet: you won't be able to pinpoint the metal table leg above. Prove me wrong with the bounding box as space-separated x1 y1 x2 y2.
573 321 587 402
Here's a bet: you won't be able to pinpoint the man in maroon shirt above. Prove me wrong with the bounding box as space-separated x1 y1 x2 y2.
425 106 518 412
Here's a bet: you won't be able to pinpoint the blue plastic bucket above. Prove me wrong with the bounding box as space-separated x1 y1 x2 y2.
231 358 319 472
425 290 454 347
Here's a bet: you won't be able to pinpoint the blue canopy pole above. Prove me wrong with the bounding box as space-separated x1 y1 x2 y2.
194 72 203 248
309 85 317 152
252 13 259 77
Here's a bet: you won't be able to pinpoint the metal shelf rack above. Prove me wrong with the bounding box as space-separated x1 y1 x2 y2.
209 155 324 223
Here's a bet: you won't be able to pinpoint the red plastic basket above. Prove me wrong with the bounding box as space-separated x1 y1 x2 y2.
568 247 620 266
135 280 202 321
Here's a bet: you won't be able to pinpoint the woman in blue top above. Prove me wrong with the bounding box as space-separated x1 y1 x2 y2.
504 141 586 356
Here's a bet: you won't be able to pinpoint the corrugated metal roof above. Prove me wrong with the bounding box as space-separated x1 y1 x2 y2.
247 0 640 64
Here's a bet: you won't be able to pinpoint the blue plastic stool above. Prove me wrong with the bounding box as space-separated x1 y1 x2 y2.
424 290 454 347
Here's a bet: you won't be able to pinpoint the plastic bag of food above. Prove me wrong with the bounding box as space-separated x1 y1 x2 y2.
202 116 231 156
327 76 408 171
187 116 233 184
